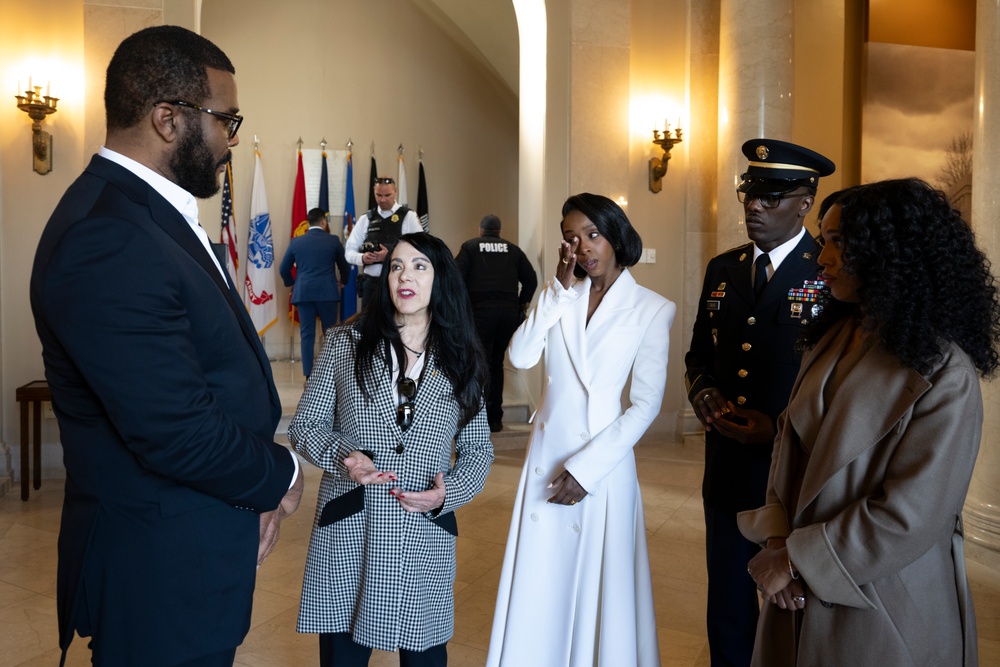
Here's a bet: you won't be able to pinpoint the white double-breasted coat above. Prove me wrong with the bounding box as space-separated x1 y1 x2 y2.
487 270 675 667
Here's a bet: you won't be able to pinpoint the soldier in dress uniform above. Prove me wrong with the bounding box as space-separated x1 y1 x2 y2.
685 138 835 666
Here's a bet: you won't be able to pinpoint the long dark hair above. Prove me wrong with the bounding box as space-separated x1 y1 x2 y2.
561 193 643 280
353 233 488 427
801 178 1000 376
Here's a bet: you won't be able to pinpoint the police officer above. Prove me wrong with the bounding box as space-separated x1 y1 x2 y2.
455 214 537 432
344 176 423 307
685 138 835 666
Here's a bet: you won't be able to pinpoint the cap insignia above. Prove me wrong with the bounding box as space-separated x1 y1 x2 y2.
756 145 769 160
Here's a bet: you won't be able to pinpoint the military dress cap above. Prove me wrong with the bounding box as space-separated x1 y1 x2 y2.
737 138 836 196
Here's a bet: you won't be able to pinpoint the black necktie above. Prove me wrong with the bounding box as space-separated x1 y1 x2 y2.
753 253 770 302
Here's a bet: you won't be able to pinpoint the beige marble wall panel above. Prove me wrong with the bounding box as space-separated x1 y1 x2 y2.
569 42 630 194
570 0 629 48
83 5 162 157
84 0 162 7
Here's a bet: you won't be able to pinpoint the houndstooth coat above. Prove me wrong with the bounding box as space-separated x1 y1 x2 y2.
289 325 493 651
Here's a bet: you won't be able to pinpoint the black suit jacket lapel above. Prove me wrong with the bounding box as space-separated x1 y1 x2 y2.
89 156 281 422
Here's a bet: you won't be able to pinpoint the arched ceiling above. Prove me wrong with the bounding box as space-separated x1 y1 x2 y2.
411 0 519 95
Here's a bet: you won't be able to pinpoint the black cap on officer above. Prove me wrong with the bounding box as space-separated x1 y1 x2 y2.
737 138 836 198
480 214 502 235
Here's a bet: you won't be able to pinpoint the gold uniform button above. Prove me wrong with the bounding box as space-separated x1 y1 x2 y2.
737 396 747 405
747 317 757 325
738 369 748 378
742 343 752 351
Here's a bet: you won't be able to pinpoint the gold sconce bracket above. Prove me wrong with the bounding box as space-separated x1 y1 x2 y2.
649 128 682 193
17 85 59 175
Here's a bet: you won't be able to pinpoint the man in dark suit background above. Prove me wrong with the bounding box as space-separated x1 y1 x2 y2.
684 139 835 666
29 26 303 667
280 207 351 377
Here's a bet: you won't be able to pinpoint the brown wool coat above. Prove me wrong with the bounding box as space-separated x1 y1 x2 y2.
739 318 980 667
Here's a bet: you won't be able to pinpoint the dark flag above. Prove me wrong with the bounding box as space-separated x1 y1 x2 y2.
417 159 429 232
368 154 378 211
341 153 359 319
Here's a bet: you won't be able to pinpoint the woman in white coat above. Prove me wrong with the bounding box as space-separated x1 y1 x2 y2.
487 193 676 667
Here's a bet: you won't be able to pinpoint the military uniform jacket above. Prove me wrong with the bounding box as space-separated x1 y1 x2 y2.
685 233 821 511
289 325 493 651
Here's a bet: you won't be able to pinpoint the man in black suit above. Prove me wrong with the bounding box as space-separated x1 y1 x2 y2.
280 207 351 377
29 26 303 667
685 139 835 666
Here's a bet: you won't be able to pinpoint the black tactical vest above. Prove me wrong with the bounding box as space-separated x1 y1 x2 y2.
364 206 410 252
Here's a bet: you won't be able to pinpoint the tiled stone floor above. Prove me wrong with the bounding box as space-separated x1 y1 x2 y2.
2 361 998 666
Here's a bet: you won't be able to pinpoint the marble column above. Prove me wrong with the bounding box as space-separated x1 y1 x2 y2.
715 0 794 253
965 0 1000 556
567 0 631 199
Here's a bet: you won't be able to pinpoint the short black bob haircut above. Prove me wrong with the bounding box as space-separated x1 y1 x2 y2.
561 193 643 280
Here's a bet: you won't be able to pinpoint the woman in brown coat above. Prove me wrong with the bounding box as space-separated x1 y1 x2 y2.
738 178 1000 666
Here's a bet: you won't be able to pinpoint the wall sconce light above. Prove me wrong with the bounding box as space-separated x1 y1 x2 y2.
15 79 59 175
648 125 682 193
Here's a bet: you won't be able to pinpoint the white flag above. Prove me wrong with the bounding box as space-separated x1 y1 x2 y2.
244 149 278 335
397 153 409 208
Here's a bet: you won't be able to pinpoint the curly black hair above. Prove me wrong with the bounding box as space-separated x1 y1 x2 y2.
105 26 234 130
353 233 488 428
800 177 1000 377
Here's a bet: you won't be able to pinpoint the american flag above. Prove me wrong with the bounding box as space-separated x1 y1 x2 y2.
220 162 240 293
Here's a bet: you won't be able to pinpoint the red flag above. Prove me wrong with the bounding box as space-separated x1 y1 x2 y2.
289 150 308 323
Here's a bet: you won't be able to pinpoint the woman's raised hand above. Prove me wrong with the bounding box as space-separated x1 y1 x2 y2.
556 237 579 289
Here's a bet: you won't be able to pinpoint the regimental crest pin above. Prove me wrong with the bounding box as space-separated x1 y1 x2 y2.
739 253 748 262
802 252 812 260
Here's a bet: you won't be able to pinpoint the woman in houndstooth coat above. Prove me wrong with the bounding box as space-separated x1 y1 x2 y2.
289 233 493 666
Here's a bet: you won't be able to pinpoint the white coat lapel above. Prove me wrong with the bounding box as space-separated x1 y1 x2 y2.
581 271 637 385
560 277 592 389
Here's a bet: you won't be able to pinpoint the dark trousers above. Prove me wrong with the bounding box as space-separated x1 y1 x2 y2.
297 300 339 377
472 304 521 430
319 633 447 667
360 275 379 310
85 641 236 667
704 504 761 667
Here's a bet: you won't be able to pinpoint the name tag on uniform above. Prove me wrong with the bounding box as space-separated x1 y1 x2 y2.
706 300 720 311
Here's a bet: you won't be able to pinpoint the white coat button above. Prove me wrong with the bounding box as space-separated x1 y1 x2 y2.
530 513 540 522
535 466 546 476
580 432 590 440
572 523 581 533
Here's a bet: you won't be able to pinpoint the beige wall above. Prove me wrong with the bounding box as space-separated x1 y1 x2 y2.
0 0 89 492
